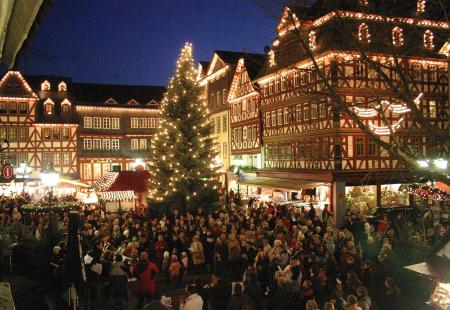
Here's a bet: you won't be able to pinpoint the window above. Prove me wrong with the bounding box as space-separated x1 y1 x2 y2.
295 105 302 122
0 128 6 140
242 100 247 112
84 138 92 150
62 128 70 140
131 117 138 128
93 139 101 150
58 82 67 92
311 103 317 119
9 128 17 141
223 115 227 132
53 153 61 166
52 128 61 140
309 30 317 50
417 0 426 13
368 142 377 156
93 117 101 129
222 89 227 104
424 30 434 49
281 75 286 91
43 128 51 140
84 117 92 128
9 102 17 114
131 139 139 150
211 119 215 133
283 107 289 124
148 118 156 128
139 118 147 128
217 91 221 107
112 118 120 129
63 153 70 166
18 153 27 165
358 23 371 43
223 142 227 157
412 64 421 80
304 106 310 121
156 118 161 127
429 100 437 118
217 143 221 157
356 137 365 156
216 117 221 133
41 81 50 91
271 111 277 126
243 126 247 141
19 102 27 115
429 65 437 82
392 27 404 46
139 139 147 150
103 118 111 129
0 102 6 114
269 80 273 94
232 128 237 142
277 109 283 125
275 77 280 93
294 71 299 86
45 103 53 115
265 112 271 127
252 125 257 140
112 139 120 150
83 164 92 180
238 128 242 142
61 103 70 113
319 100 327 118
42 153 51 168
321 140 328 158
210 94 215 106
355 60 366 77
102 139 111 150
18 127 27 141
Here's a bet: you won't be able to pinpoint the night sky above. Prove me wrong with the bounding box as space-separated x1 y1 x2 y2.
17 0 280 86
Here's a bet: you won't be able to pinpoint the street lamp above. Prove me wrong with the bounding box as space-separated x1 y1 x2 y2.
41 163 60 213
416 158 448 171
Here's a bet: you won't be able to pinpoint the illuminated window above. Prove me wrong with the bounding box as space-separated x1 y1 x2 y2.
84 117 92 128
355 60 367 77
139 139 147 150
112 118 120 129
429 100 437 118
61 103 70 113
58 82 67 92
283 107 289 124
281 75 286 91
9 102 17 114
223 115 227 132
131 139 139 150
102 139 111 150
130 117 138 128
358 23 371 43
0 102 6 114
417 0 426 13
93 117 101 129
295 105 302 121
277 109 283 125
62 128 69 140
44 99 54 115
139 118 147 128
309 30 317 50
9 128 17 141
275 77 280 92
265 112 271 127
294 70 299 86
429 65 437 82
84 138 92 150
112 139 120 150
19 102 27 115
356 137 365 156
41 80 50 91
392 27 404 46
53 128 61 140
311 103 317 119
424 30 434 49
62 153 70 166
268 50 276 67
93 139 101 150
359 0 368 5
103 117 111 129
304 106 310 121
43 128 51 140
18 127 27 141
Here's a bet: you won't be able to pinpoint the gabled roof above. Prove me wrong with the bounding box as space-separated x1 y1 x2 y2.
71 82 165 106
228 54 266 102
0 71 38 98
207 50 266 76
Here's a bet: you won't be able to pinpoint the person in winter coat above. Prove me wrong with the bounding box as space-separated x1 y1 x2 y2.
169 255 181 285
162 251 171 284
227 233 241 280
191 235 205 274
356 286 372 310
381 277 402 310
154 234 167 267
345 295 362 310
180 284 204 310
133 251 160 308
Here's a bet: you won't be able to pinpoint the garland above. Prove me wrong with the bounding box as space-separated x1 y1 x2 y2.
405 184 448 202
21 201 81 212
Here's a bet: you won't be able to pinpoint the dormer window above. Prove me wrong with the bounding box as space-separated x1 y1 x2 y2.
358 23 371 43
61 99 71 113
44 99 54 115
417 0 426 13
41 80 50 91
309 30 317 50
105 98 118 104
392 27 404 46
269 50 276 67
58 82 67 92
424 30 434 49
359 0 368 6
127 99 139 105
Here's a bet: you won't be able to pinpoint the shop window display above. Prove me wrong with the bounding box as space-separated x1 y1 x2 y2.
345 185 376 213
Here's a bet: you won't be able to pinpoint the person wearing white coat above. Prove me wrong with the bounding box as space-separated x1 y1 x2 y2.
179 284 203 310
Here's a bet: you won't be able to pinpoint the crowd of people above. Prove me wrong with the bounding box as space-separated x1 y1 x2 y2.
0 192 447 310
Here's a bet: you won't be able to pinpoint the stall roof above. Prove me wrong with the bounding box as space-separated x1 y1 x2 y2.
240 177 324 191
98 190 136 202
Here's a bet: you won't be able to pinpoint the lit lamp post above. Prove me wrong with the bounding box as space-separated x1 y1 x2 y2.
233 157 244 206
17 161 32 191
41 164 60 223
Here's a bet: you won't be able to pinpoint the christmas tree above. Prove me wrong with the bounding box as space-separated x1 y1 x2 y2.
149 43 220 212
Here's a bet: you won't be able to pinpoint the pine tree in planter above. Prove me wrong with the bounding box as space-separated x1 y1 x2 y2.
149 43 220 212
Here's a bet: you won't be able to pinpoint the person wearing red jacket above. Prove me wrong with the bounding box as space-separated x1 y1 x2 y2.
133 251 159 308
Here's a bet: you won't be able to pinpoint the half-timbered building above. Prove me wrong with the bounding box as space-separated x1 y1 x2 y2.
249 1 449 222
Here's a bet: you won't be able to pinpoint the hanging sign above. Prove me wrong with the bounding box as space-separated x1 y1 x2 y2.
2 164 13 180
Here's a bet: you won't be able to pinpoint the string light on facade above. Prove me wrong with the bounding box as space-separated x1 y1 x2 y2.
358 23 371 43
417 0 426 13
309 30 317 50
424 29 434 49
392 27 404 46
269 50 276 67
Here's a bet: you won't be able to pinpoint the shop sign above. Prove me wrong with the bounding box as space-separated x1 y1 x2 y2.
2 164 13 180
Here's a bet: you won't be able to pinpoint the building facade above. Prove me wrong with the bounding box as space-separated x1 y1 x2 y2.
0 71 165 185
